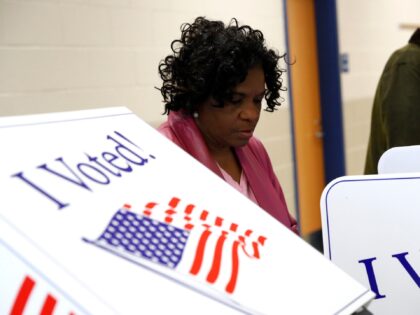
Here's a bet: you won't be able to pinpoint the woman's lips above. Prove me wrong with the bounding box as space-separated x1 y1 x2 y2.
237 130 253 138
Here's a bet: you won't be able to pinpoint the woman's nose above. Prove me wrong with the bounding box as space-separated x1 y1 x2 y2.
239 100 260 121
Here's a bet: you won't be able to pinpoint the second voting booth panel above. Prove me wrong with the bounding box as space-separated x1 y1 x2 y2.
321 172 420 315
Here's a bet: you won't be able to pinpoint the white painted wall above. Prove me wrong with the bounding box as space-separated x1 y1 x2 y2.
0 0 296 215
337 0 420 174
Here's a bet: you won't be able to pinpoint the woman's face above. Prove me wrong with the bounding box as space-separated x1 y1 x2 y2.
196 66 265 152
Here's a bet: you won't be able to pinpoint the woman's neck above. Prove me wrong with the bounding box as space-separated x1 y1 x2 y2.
210 147 242 183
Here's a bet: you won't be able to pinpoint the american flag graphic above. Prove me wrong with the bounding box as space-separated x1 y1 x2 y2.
84 197 267 295
86 207 189 269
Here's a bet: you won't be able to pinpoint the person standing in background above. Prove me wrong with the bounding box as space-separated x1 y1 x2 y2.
364 28 420 174
157 17 298 234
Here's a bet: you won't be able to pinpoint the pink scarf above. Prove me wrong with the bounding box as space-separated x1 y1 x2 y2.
159 111 298 233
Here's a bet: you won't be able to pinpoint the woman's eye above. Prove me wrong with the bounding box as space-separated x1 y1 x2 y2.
230 98 243 105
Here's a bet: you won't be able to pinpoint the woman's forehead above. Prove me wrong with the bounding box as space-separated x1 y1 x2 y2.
232 67 265 93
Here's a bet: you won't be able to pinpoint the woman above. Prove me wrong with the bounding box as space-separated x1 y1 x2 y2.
157 17 298 234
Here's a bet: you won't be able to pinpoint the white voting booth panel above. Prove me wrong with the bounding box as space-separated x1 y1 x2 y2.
0 107 373 314
378 145 420 174
321 174 420 315
0 221 113 315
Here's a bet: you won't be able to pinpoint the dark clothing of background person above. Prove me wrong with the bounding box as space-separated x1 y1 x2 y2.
364 28 420 174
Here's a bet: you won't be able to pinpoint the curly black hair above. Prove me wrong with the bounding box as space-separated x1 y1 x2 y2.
158 16 287 115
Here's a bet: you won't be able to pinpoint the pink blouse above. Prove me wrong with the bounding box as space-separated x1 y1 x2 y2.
217 166 258 204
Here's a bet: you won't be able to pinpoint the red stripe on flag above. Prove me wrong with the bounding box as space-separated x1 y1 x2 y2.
168 197 180 208
215 217 223 227
184 204 195 214
225 240 240 293
245 229 253 237
184 214 194 230
200 210 208 221
184 223 194 230
190 226 212 275
252 241 261 259
10 275 35 315
165 198 180 223
258 236 267 245
238 236 254 258
145 202 157 208
143 202 157 216
229 223 238 232
206 231 228 283
40 294 57 315
165 209 177 223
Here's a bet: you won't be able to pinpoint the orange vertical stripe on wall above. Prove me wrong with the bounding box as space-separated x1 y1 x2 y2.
286 0 325 236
